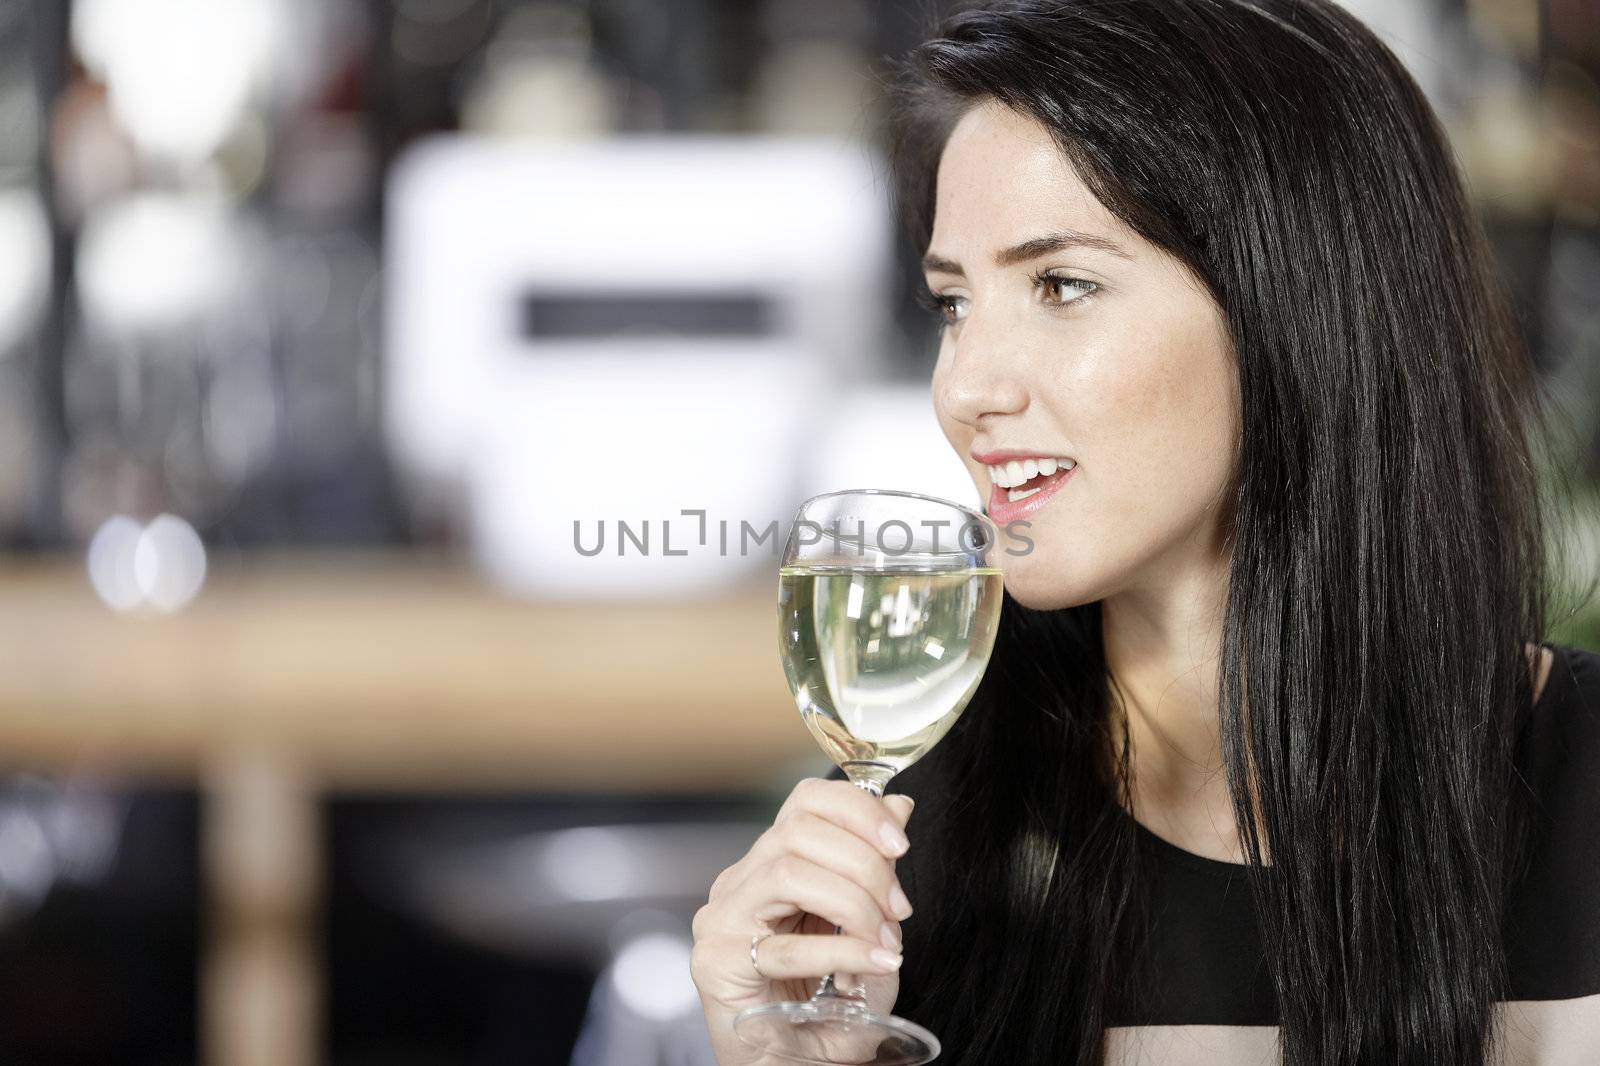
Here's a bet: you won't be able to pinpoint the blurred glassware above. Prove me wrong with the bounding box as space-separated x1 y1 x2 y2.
388 821 765 960
0 61 42 181
365 814 768 1064
76 192 245 336
85 511 207 613
460 2 620 137
0 188 50 354
568 912 720 1066
0 773 127 934
70 0 291 164
748 40 873 137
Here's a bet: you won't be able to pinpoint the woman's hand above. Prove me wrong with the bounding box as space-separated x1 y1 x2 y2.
690 777 915 1065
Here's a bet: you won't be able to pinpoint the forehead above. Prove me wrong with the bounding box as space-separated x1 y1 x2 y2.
930 101 1123 251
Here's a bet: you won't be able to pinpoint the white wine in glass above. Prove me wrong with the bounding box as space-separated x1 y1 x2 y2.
779 567 1003 788
735 489 1004 1065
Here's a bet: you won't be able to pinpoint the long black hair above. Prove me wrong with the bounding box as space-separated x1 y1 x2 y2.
881 0 1574 1061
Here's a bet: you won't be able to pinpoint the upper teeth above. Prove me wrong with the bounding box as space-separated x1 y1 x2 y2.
988 457 1074 488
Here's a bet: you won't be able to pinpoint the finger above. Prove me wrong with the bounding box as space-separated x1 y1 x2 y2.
753 931 903 980
730 853 892 947
692 899 719 942
759 810 912 922
706 857 749 905
722 790 914 911
776 778 910 860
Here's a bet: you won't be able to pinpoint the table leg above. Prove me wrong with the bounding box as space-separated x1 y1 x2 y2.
201 749 320 1066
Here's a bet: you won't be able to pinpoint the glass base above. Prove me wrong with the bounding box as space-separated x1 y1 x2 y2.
732 996 940 1065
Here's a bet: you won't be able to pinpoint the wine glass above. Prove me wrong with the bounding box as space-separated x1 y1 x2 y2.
734 489 1004 1065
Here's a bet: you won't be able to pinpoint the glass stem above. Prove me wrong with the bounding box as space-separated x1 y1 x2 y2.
812 775 886 1003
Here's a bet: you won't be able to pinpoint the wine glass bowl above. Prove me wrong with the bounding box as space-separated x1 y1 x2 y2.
735 489 1004 1065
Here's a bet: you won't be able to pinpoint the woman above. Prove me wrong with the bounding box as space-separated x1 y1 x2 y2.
690 0 1600 1062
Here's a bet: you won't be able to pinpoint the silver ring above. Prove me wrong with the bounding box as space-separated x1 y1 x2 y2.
750 931 774 979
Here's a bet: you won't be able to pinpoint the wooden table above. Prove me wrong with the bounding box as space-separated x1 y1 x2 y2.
0 552 819 1066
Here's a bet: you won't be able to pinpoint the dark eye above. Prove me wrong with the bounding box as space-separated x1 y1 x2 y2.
1034 273 1098 306
916 288 968 326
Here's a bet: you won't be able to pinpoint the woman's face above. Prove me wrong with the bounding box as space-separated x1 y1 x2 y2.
927 101 1240 610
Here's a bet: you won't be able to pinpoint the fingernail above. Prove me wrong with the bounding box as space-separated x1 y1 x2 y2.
880 921 900 951
889 883 913 920
879 822 910 856
869 947 903 972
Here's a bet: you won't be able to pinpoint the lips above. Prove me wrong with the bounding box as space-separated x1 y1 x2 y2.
981 458 1078 524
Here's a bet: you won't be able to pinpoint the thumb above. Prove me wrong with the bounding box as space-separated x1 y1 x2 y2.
886 793 915 827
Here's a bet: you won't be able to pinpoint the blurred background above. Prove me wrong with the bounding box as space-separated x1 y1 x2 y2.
0 0 1594 1063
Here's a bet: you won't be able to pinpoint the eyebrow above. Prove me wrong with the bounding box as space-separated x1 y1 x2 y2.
921 229 1131 275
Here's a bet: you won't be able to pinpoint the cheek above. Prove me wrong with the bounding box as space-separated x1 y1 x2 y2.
1054 321 1237 579
1080 318 1237 473
930 359 973 452
935 407 972 455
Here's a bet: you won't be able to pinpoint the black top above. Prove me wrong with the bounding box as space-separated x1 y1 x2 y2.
833 641 1600 1028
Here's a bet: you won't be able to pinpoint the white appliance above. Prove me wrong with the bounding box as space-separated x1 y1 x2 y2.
384 135 894 598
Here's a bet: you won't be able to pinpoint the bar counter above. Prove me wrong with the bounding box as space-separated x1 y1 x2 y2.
0 551 815 1066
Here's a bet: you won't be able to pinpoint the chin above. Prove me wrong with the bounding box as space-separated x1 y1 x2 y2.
993 545 1104 612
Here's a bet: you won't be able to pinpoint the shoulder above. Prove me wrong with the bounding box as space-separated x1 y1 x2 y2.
1495 993 1600 1062
1552 641 1600 709
1504 642 1600 1002
1517 642 1600 788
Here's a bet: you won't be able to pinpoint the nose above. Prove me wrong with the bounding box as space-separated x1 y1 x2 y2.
933 323 1029 428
